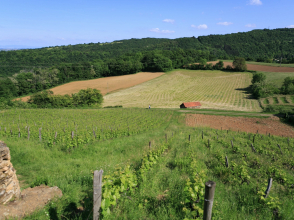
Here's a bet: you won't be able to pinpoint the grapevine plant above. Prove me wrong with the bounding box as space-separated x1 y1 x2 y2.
100 139 172 218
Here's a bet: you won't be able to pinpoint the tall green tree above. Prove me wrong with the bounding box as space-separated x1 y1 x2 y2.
233 57 247 71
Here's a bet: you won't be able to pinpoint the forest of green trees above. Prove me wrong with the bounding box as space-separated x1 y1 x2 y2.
0 28 294 100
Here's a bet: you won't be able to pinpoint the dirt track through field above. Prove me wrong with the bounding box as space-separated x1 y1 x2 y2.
19 72 164 102
186 114 294 137
208 61 294 72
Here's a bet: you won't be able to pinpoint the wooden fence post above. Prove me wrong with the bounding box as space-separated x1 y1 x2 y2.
27 127 30 140
149 141 151 150
203 181 216 220
264 178 273 198
18 129 20 138
93 169 103 220
225 156 229 168
231 140 234 148
71 131 74 139
55 132 58 140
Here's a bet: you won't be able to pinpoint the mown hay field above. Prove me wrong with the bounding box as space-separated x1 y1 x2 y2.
104 70 262 112
19 72 164 102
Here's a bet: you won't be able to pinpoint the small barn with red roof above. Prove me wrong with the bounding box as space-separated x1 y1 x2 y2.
180 102 201 109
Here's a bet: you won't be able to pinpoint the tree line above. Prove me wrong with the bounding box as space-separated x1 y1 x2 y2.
1 28 294 101
0 49 214 99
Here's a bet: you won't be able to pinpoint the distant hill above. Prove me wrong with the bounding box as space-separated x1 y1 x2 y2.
1 28 294 100
0 28 294 78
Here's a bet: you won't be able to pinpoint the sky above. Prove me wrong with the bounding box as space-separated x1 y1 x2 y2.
0 0 294 48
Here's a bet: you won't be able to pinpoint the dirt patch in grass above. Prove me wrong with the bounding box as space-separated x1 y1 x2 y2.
208 61 294 73
186 114 294 137
19 72 165 102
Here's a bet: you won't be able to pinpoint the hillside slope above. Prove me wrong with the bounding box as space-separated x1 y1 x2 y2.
103 69 261 112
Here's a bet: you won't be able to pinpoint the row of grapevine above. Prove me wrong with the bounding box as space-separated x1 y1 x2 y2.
0 108 171 151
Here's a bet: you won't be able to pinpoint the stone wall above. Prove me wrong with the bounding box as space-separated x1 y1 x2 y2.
0 141 21 204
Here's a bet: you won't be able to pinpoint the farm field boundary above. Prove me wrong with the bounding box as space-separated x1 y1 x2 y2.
207 61 294 72
222 60 294 68
186 113 294 137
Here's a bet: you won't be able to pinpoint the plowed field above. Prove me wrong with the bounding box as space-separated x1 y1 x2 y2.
186 114 294 137
19 72 164 102
208 61 294 72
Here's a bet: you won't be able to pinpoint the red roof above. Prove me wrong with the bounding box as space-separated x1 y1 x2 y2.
182 102 201 107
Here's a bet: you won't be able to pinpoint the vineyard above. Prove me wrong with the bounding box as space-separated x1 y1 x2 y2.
260 95 294 110
0 109 294 219
0 109 170 151
103 70 262 112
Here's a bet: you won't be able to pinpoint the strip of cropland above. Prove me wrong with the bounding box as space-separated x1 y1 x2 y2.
19 72 165 102
103 69 262 112
208 61 294 72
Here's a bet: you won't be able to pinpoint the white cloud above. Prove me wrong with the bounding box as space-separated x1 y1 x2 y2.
217 22 233 26
249 0 262 5
288 25 294 28
150 28 175 34
191 24 208 29
163 19 175 24
245 24 256 28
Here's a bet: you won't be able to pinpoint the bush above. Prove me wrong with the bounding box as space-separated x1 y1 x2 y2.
252 83 280 98
225 65 233 70
205 63 213 70
233 57 247 71
28 88 103 108
252 72 266 84
213 60 224 70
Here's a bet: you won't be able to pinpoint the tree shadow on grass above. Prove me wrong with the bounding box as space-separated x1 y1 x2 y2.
235 85 255 99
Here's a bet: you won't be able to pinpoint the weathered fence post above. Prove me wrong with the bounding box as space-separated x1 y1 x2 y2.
225 156 229 168
203 181 216 220
231 140 233 148
93 130 96 139
149 141 151 150
18 129 20 138
93 169 103 220
55 131 58 140
71 131 74 139
264 178 273 198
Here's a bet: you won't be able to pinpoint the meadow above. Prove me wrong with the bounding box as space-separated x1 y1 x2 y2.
1 108 294 219
103 70 261 112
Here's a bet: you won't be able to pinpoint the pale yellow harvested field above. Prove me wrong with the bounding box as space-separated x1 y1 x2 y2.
19 72 164 102
103 70 262 112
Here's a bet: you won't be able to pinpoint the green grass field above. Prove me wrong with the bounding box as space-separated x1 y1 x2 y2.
223 60 294 68
104 70 261 112
1 108 294 220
